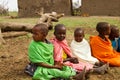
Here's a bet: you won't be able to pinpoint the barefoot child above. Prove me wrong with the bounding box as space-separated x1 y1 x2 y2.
27 23 85 80
51 24 109 75
70 28 99 65
109 25 120 52
90 22 120 67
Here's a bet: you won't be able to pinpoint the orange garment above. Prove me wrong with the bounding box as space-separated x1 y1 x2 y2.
90 36 120 67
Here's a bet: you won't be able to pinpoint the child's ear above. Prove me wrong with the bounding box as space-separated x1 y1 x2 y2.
43 34 45 36
43 33 46 36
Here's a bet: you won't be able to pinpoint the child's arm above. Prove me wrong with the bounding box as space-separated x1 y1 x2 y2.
63 57 79 64
35 62 62 69
54 61 64 66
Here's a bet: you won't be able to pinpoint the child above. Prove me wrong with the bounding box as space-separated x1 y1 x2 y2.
109 25 120 52
70 28 99 65
90 22 120 67
27 23 86 80
51 24 109 75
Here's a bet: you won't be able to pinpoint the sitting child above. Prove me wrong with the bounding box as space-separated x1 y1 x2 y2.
90 22 120 67
109 25 120 52
70 28 99 65
118 38 120 52
51 24 109 76
27 23 86 80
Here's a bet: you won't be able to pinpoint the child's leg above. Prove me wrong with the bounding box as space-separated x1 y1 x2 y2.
92 63 110 74
71 66 86 80
47 66 76 79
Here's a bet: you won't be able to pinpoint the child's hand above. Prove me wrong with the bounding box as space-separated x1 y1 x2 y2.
54 61 63 69
55 65 62 69
69 57 79 64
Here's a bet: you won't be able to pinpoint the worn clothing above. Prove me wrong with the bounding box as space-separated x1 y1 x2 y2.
118 38 120 52
51 38 93 72
90 36 120 67
28 40 76 80
70 39 99 64
111 38 120 52
111 38 119 50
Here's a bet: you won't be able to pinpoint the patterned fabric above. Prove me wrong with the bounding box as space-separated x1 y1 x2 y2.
24 63 37 76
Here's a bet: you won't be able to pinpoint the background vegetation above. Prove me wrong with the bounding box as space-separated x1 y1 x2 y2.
0 12 120 40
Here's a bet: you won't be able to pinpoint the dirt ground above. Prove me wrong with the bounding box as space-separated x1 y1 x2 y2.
0 28 120 80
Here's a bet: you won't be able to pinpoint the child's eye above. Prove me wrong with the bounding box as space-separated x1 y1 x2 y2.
31 32 33 34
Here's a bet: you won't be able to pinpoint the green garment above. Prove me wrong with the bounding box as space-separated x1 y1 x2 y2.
28 40 76 80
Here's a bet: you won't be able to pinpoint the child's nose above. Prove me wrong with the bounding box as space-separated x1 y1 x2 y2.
61 34 64 37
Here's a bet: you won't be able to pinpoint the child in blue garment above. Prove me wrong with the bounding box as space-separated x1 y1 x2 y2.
109 25 120 52
118 38 120 52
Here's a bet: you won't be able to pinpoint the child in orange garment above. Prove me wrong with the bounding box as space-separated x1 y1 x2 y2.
90 22 120 67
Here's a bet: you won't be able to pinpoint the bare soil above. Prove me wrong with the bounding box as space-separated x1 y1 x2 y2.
0 28 120 80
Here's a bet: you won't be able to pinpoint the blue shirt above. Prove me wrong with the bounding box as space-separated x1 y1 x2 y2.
111 38 120 52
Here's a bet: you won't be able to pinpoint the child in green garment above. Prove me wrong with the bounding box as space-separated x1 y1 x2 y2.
27 23 86 80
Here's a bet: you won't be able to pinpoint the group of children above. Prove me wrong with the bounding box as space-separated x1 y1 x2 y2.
90 22 120 67
25 22 120 80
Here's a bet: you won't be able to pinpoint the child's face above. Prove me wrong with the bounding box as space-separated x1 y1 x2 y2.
111 28 119 38
32 27 45 42
74 30 84 42
103 25 111 36
55 27 66 41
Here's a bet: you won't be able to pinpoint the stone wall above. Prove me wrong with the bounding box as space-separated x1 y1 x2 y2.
18 0 72 17
81 0 120 16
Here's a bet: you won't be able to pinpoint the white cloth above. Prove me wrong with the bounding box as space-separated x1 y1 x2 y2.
70 39 99 64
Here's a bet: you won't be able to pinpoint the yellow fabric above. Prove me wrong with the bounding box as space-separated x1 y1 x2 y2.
62 50 67 60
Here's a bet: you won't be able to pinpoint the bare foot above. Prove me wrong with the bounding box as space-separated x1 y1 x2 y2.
94 61 105 67
104 62 110 73
93 62 110 74
72 66 86 80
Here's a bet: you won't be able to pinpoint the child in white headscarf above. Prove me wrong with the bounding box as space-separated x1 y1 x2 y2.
70 28 99 64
